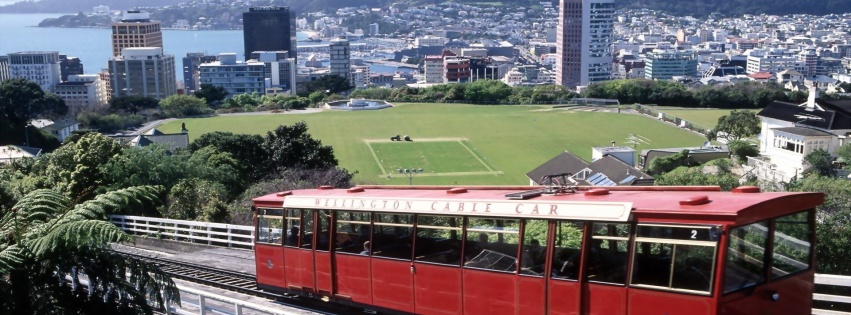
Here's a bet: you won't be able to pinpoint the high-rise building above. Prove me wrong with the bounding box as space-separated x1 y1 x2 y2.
250 51 298 95
53 74 108 115
350 65 371 88
182 52 218 93
199 53 266 96
59 55 84 82
556 0 615 88
111 11 163 57
424 55 445 84
8 51 61 91
444 57 471 83
0 56 9 82
369 23 380 36
329 38 351 82
243 7 297 61
644 51 698 80
109 47 176 99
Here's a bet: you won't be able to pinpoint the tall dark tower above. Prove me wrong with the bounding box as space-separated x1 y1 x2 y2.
243 7 297 62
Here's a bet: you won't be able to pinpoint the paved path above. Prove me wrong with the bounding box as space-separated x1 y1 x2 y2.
130 108 326 135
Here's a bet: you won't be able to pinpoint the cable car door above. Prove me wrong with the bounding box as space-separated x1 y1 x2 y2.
313 210 334 297
582 223 630 315
283 209 317 293
370 213 416 313
547 220 585 315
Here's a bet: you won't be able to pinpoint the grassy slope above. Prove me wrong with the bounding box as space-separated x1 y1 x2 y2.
656 109 755 129
160 104 705 185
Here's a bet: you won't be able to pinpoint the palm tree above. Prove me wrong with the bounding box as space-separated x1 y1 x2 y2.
0 186 179 314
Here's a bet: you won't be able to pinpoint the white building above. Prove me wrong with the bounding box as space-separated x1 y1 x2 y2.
415 35 446 47
250 51 297 95
199 53 265 96
109 47 176 99
30 119 80 142
746 54 802 74
751 87 851 182
329 38 351 82
53 74 108 115
424 55 444 84
556 0 615 88
350 65 371 88
8 51 61 91
0 56 9 82
369 23 379 36
503 69 524 86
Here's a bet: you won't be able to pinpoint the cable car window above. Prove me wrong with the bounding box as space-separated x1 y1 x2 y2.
551 221 584 280
630 224 718 295
464 218 520 273
414 215 462 266
588 223 630 284
520 219 549 276
300 209 314 249
256 208 283 245
724 221 769 294
315 210 331 252
771 211 812 279
335 211 371 254
372 213 414 260
284 209 301 247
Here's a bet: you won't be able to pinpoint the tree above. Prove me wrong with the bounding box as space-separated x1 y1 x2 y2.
0 186 179 314
109 95 160 115
262 122 338 172
193 84 229 106
303 74 352 96
159 95 209 118
463 80 512 103
43 133 124 201
647 149 691 175
188 132 266 183
707 110 760 141
727 139 759 164
836 143 851 168
804 149 835 177
0 78 68 146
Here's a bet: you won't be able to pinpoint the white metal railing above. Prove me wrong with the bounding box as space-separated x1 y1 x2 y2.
109 215 254 249
814 274 851 314
747 156 791 182
169 285 299 315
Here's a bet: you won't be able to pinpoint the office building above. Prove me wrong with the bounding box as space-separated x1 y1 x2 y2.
109 47 176 99
111 11 163 57
0 56 9 82
351 65 371 88
8 51 61 91
444 57 471 83
556 0 615 88
59 55 84 82
329 38 351 82
369 23 379 36
243 7 297 61
250 51 297 95
182 52 218 93
424 55 445 84
644 51 698 80
199 53 266 95
53 74 108 115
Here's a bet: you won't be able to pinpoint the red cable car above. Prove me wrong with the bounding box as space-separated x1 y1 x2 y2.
252 185 822 315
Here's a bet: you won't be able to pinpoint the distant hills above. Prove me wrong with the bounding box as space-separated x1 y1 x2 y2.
1 0 849 17
0 0 186 13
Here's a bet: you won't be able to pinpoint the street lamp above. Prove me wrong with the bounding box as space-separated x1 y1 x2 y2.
397 168 424 186
24 123 31 147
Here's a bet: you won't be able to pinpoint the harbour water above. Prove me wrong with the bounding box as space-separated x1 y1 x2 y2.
0 13 407 82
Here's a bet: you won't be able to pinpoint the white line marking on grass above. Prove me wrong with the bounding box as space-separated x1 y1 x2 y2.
457 140 495 172
364 141 388 175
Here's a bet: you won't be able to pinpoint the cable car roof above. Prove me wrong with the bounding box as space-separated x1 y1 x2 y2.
253 185 823 224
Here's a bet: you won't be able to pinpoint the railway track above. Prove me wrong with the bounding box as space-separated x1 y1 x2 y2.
113 250 357 315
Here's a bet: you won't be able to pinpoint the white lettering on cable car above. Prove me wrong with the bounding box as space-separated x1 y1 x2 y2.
281 196 633 221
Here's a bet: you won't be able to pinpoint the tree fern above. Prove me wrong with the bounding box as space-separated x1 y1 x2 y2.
0 185 178 314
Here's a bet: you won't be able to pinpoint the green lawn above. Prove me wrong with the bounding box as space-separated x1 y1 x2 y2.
658 109 756 128
369 140 493 176
159 103 705 185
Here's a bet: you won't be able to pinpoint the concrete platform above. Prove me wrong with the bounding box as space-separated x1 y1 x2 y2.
119 236 256 276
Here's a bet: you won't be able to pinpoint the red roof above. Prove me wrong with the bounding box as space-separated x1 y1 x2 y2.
749 72 773 79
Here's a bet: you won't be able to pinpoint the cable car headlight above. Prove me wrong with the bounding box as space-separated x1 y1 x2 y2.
770 291 780 301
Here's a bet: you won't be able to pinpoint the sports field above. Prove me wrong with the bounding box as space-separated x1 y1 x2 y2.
159 103 705 185
658 109 756 128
